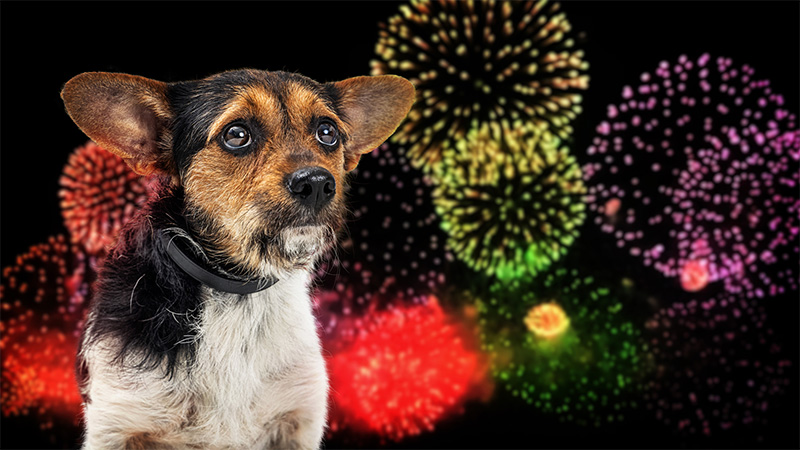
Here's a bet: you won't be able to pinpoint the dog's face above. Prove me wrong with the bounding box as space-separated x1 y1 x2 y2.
61 69 414 276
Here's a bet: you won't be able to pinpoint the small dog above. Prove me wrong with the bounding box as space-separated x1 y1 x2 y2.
61 69 414 449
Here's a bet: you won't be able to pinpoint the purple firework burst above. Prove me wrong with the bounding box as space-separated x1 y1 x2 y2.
315 144 451 337
644 293 793 441
583 54 799 298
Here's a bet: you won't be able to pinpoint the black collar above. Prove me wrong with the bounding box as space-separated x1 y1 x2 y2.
158 229 278 295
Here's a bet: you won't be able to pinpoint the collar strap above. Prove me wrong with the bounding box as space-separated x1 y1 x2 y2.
158 230 278 295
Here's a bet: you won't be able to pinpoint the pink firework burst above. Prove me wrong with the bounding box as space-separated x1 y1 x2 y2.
59 141 156 256
1 235 89 430
644 293 793 441
584 54 799 298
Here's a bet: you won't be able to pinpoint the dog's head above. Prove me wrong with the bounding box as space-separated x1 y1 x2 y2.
61 69 414 276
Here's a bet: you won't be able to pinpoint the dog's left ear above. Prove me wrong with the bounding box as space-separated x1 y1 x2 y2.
329 75 415 171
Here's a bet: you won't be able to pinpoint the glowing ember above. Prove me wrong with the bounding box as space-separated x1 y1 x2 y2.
524 302 570 339
327 297 489 442
583 54 800 297
59 141 156 255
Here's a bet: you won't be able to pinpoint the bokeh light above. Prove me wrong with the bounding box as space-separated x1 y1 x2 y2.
433 125 585 280
327 297 490 442
477 267 652 427
583 54 800 297
59 141 155 256
372 0 589 172
644 293 794 441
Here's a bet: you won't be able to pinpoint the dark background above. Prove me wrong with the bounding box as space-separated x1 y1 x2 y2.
1 1 798 449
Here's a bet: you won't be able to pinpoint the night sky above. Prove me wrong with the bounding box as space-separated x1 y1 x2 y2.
1 2 798 449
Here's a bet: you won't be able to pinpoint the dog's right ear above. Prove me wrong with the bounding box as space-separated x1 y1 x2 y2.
61 72 175 177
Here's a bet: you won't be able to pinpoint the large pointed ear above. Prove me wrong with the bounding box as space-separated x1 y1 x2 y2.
330 75 415 171
61 72 175 177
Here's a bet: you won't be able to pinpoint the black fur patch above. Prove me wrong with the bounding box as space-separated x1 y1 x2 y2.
85 180 204 379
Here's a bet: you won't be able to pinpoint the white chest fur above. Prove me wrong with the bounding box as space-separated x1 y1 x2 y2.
82 270 329 449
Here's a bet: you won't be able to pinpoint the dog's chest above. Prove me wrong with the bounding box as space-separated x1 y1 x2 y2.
178 274 324 444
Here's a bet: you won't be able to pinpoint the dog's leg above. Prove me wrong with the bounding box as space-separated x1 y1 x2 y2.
256 357 329 450
81 404 129 449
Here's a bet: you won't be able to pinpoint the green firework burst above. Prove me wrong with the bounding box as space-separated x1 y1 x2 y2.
372 0 589 172
477 268 653 426
433 125 586 280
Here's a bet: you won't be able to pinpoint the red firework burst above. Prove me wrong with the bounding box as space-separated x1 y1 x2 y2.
59 141 156 255
1 235 88 428
326 297 490 442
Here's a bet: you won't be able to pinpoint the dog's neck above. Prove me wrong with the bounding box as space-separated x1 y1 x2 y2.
158 228 278 295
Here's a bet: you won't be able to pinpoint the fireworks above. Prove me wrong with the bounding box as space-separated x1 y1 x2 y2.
433 125 585 280
372 0 589 172
583 54 800 297
326 297 489 442
477 267 652 427
644 293 793 441
1 235 88 428
316 144 450 335
59 141 155 255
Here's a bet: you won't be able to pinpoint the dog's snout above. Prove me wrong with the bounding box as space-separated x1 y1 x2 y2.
287 167 336 211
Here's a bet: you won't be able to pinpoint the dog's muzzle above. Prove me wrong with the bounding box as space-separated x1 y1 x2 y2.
286 167 335 213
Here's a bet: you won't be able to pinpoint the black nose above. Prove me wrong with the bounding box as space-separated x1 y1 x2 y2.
286 167 336 211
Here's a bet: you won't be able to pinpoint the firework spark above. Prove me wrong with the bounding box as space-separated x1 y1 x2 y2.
433 125 585 280
327 297 490 442
644 293 793 441
59 141 155 256
373 0 589 172
477 267 652 427
583 54 800 298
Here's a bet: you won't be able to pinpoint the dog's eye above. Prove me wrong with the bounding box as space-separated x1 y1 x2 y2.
315 121 338 146
222 124 252 150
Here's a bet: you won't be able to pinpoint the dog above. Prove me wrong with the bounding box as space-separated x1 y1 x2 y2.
61 69 414 449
